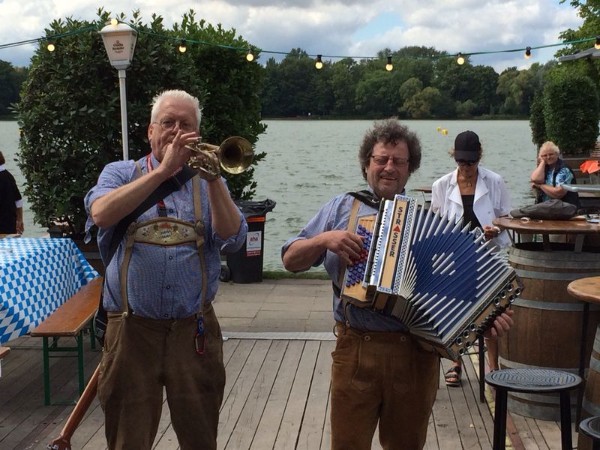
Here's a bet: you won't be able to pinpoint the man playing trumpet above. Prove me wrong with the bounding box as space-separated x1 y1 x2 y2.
84 89 247 449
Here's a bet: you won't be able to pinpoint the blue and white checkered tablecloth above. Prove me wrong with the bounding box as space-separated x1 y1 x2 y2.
0 238 99 344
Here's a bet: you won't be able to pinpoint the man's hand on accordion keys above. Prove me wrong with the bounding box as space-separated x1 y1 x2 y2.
324 230 365 266
484 308 514 339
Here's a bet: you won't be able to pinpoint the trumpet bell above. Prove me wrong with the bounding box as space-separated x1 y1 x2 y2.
219 136 254 174
188 136 254 176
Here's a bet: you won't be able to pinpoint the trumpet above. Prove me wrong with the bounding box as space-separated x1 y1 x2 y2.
188 136 253 177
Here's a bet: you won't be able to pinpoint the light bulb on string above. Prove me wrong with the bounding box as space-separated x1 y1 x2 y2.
47 42 55 52
110 18 119 26
524 46 532 59
178 40 187 53
246 48 255 62
595 36 600 50
385 56 393 72
456 53 465 65
315 54 323 70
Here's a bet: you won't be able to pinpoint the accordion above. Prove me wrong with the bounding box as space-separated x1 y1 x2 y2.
341 195 522 360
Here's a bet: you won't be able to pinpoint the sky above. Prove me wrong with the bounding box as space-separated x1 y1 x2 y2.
0 0 587 73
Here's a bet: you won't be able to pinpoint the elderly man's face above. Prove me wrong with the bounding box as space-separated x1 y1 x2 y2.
148 97 199 161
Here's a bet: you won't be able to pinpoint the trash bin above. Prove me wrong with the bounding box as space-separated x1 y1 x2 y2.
225 199 276 283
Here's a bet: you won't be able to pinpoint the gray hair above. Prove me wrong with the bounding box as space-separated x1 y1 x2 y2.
150 90 202 127
539 141 560 156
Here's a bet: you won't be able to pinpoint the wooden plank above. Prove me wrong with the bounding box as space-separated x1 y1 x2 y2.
461 355 494 447
219 340 271 448
296 341 333 449
510 414 544 450
321 382 332 450
250 341 305 450
434 359 463 449
423 413 437 450
224 340 288 449
273 340 320 450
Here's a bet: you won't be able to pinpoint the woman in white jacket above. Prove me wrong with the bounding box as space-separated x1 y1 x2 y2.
431 130 512 386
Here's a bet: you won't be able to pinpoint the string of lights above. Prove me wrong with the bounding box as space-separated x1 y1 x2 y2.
0 19 598 70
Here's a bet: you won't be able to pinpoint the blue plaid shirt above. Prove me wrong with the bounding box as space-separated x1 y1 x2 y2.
85 154 247 319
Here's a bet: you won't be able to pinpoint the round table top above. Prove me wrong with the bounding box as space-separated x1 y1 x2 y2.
493 216 600 235
567 276 600 305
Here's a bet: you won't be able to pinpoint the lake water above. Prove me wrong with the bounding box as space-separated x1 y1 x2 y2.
1 119 538 271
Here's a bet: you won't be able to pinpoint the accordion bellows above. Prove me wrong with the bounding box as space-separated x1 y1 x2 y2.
341 195 523 360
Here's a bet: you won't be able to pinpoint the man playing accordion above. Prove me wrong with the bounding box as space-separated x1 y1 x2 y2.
282 118 513 450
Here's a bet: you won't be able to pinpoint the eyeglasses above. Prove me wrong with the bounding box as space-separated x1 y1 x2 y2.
370 155 410 167
455 159 478 167
155 119 197 133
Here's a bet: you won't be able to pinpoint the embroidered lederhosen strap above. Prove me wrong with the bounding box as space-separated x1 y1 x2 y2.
131 217 200 246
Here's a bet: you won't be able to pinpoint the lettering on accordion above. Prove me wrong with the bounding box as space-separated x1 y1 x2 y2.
379 197 413 292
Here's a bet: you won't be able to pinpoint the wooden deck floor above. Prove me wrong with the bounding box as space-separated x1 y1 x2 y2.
0 334 578 450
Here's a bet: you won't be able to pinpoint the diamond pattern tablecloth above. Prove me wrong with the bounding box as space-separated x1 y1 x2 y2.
0 238 99 344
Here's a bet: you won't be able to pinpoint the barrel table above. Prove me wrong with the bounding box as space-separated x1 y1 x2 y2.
493 217 600 421
568 276 600 450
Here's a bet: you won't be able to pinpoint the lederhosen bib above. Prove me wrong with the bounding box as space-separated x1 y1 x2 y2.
117 162 208 322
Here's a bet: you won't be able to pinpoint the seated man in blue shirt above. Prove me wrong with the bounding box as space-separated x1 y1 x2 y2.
85 89 247 450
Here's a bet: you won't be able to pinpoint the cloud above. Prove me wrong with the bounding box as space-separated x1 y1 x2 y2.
0 0 584 73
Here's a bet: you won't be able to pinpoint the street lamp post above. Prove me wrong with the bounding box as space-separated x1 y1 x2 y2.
100 21 137 160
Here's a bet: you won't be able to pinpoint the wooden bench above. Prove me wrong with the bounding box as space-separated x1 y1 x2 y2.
0 346 9 359
30 276 103 405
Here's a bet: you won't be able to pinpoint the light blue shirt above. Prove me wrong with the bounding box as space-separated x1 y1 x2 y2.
281 191 409 332
84 154 247 319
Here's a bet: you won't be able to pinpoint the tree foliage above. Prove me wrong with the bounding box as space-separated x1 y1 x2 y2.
0 61 27 116
541 70 599 156
17 9 265 235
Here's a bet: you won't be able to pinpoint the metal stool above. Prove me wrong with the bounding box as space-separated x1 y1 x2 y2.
485 368 582 450
580 416 600 450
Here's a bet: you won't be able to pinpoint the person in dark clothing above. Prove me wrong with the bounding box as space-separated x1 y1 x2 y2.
0 151 24 235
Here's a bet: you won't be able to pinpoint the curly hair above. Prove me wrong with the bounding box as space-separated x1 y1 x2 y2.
358 118 422 181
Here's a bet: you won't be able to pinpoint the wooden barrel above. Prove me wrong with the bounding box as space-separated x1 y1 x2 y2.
498 242 600 421
579 326 600 450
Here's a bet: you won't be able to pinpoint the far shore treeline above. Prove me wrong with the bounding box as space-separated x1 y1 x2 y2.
0 48 572 121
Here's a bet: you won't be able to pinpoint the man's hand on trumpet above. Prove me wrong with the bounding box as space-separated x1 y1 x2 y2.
188 143 221 181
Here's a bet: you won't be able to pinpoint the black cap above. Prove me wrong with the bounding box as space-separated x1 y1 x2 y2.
454 131 481 160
